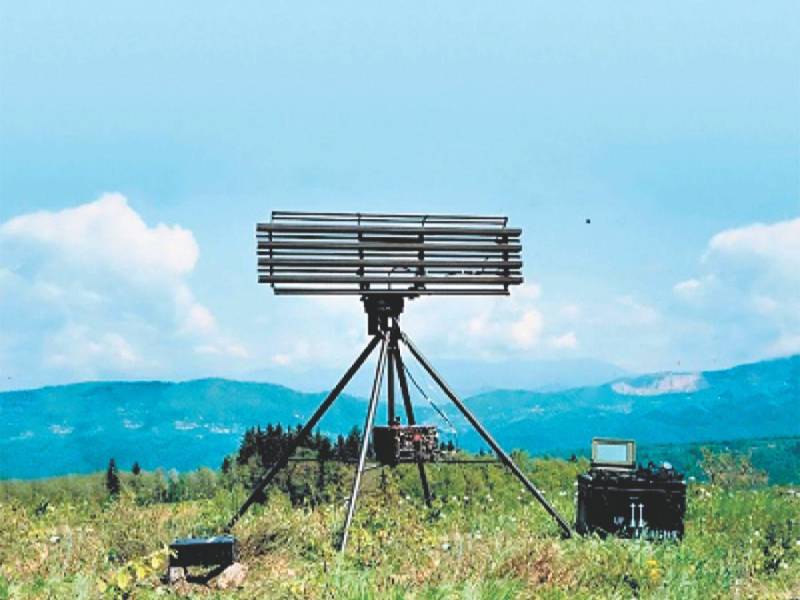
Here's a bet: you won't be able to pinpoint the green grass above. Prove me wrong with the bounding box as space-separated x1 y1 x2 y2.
2 457 799 599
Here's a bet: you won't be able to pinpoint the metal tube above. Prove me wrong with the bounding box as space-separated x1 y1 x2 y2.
393 346 415 424
393 338 432 507
269 211 509 225
226 334 382 531
339 336 388 552
258 241 522 253
258 258 524 269
259 275 524 285
272 288 511 296
257 223 522 236
399 331 573 538
387 337 395 425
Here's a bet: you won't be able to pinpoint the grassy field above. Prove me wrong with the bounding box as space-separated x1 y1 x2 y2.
2 458 799 599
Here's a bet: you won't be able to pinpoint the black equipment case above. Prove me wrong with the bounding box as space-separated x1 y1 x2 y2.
373 425 438 466
169 535 238 568
575 438 686 540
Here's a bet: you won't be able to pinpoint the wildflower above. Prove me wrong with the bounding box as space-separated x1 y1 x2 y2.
150 553 165 570
645 559 658 568
649 568 661 583
116 569 132 591
441 543 451 551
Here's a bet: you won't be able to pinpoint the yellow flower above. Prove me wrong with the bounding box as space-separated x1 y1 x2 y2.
645 559 658 568
150 553 166 571
134 562 148 580
116 569 132 590
649 568 661 583
96 578 108 594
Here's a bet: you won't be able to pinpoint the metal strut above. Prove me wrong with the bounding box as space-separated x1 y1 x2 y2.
392 328 433 507
226 334 382 531
339 335 388 552
399 330 573 538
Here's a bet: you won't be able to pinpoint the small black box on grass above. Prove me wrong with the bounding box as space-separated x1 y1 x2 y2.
169 535 238 568
575 438 686 540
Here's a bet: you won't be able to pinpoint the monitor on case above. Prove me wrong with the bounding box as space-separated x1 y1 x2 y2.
591 438 636 470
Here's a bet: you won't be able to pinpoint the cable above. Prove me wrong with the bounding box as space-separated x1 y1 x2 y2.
402 363 458 435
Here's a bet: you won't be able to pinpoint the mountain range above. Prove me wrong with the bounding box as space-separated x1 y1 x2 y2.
246 357 630 397
1 355 798 480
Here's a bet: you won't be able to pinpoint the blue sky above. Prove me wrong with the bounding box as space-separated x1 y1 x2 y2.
1 2 798 391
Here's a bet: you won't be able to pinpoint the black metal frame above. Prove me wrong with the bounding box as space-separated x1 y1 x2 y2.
257 211 523 297
227 295 572 550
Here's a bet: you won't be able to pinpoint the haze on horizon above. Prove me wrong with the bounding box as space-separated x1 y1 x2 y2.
1 2 798 392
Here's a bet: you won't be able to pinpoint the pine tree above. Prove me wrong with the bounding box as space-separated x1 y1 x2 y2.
105 458 121 497
344 427 362 460
131 461 142 476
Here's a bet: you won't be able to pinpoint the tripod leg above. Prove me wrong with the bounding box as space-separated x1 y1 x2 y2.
399 331 573 538
387 337 396 424
226 334 382 531
394 346 433 508
339 336 388 552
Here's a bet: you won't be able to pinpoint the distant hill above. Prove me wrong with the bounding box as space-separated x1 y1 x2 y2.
454 354 800 455
0 380 367 479
1 355 798 479
247 357 629 397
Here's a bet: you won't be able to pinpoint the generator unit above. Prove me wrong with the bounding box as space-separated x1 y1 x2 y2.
575 438 686 540
373 424 439 466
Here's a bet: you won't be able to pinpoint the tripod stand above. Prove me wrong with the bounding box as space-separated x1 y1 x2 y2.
227 294 572 550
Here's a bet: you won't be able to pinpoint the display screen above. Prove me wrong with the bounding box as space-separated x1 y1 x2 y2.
592 439 635 466
595 443 629 463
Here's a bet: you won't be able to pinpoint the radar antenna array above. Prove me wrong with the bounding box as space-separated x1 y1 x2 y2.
230 211 571 552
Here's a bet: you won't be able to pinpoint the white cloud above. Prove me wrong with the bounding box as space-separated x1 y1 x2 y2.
0 194 246 386
1 193 198 278
403 283 546 358
707 217 800 275
246 282 549 370
549 331 578 349
510 310 544 349
181 301 217 335
674 216 800 362
673 278 702 299
45 325 140 371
